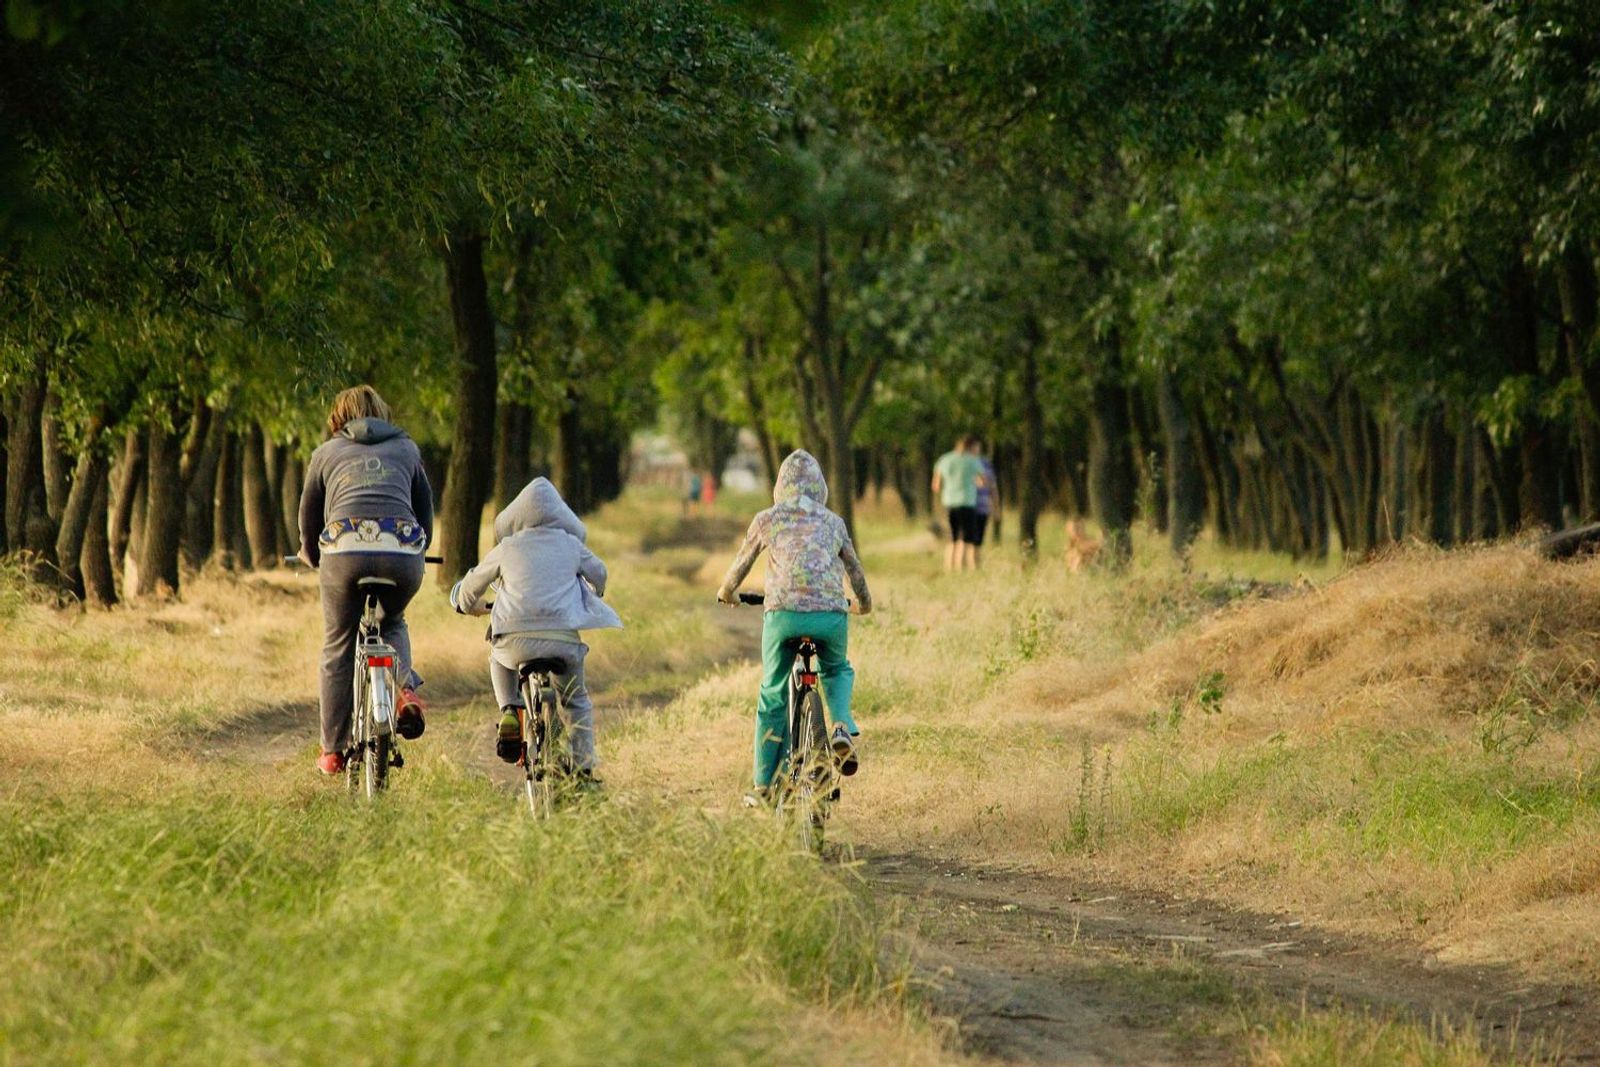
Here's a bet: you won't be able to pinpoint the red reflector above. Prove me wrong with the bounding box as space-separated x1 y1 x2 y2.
800 673 818 686
367 656 393 668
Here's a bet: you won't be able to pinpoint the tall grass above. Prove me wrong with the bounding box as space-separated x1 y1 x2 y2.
0 768 900 1066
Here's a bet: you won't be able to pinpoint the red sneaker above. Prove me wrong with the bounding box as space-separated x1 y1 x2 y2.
317 750 346 776
397 687 426 740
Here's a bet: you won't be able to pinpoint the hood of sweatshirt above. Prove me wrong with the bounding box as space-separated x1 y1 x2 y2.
494 476 587 543
339 417 407 445
773 450 828 507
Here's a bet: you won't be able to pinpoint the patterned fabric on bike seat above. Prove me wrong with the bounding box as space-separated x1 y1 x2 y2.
518 657 567 678
356 577 398 590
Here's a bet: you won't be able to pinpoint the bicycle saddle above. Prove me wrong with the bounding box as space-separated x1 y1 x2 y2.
356 577 398 590
518 657 566 678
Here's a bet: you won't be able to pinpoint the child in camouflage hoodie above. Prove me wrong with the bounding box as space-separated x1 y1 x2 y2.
717 450 873 794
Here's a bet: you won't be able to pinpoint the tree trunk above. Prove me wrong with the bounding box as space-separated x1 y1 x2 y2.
81 473 117 607
1453 415 1477 543
741 336 782 488
5 363 52 559
182 406 229 569
1503 259 1563 529
241 424 279 569
493 401 533 508
0 404 7 555
1558 243 1600 519
1158 367 1204 557
1019 323 1045 555
52 417 111 598
279 445 303 553
553 387 590 515
135 421 183 597
41 391 68 524
1087 359 1136 566
212 433 243 570
110 428 145 578
1421 410 1455 545
437 229 499 586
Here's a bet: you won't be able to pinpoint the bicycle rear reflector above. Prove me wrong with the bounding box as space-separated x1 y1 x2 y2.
800 673 818 686
367 656 394 668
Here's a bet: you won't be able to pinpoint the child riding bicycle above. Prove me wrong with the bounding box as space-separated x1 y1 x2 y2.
449 477 622 781
716 450 873 800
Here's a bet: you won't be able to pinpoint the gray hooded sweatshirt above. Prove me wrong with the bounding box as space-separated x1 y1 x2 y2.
298 417 434 566
449 478 623 637
717 450 872 615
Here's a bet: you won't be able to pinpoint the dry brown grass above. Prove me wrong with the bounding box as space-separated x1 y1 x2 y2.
787 522 1600 985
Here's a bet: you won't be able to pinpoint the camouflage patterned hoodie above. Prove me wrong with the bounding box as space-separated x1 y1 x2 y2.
717 450 872 614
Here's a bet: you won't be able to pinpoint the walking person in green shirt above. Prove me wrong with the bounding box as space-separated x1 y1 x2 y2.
931 434 987 572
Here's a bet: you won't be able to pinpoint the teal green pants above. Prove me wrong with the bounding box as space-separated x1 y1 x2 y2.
754 610 857 788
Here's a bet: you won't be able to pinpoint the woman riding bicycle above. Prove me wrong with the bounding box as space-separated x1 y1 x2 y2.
297 385 434 776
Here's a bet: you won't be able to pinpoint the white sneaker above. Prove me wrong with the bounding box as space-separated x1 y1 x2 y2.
831 726 859 776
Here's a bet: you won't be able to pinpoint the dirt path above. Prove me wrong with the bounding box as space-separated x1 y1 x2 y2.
866 851 1599 1065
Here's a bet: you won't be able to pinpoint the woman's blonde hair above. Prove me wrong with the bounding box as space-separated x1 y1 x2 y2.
326 384 392 438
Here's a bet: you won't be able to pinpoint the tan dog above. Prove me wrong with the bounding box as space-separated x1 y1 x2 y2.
1064 518 1102 573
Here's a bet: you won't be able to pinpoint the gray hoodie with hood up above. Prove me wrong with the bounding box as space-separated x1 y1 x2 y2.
298 417 434 566
449 477 623 637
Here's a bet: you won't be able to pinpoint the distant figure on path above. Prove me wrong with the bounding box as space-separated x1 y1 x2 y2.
684 469 703 517
932 434 986 572
973 439 998 568
700 469 718 511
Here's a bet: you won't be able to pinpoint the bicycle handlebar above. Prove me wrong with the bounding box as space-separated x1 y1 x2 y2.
723 591 855 611
282 554 445 567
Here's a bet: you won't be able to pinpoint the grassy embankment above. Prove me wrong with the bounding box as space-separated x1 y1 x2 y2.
0 499 946 1067
625 491 1591 1063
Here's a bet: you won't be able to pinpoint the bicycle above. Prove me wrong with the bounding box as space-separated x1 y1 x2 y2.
457 596 584 818
729 591 843 852
286 553 442 798
513 656 577 818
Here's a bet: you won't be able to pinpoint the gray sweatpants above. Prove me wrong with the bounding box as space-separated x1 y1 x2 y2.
490 636 595 771
318 551 425 753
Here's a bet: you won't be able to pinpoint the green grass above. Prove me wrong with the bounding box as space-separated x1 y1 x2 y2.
0 766 898 1066
1248 1008 1550 1066
1109 728 1600 883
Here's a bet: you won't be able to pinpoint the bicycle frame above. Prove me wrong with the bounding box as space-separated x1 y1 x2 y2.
780 635 836 849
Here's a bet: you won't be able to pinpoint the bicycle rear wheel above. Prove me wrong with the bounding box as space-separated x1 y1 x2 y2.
346 674 366 796
366 730 391 797
787 689 829 852
360 673 393 798
523 691 556 818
